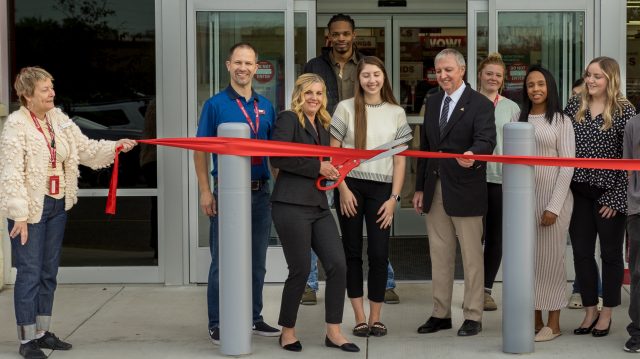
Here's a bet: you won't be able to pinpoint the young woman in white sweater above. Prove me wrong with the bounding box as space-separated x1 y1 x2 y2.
331 56 412 337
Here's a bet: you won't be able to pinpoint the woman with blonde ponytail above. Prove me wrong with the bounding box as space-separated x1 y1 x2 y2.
564 57 636 337
476 52 520 311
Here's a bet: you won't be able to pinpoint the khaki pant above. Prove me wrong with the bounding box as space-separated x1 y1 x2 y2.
425 179 484 322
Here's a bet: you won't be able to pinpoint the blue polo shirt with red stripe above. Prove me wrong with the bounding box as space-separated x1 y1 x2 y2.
196 85 275 180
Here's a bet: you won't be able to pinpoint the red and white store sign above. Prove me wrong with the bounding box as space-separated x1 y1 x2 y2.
426 67 437 85
507 62 528 85
255 60 275 83
422 36 466 48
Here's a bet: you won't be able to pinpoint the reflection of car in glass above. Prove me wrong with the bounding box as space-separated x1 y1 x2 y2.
66 100 150 188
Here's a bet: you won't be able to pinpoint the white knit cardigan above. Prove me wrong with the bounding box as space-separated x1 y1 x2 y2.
0 106 117 223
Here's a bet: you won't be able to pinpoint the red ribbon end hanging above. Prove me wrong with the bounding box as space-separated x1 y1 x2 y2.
105 145 123 215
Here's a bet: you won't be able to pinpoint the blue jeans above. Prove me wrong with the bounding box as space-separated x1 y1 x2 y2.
307 251 396 291
207 186 271 330
9 196 66 339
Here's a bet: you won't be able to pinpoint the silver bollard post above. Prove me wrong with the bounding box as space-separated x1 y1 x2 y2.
502 122 535 354
218 123 252 356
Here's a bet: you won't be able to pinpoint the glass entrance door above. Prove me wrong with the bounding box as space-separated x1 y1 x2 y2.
468 0 592 102
467 0 593 282
315 14 466 238
391 15 466 238
187 0 314 283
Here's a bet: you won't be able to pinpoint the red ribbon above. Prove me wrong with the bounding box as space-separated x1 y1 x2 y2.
104 137 640 214
106 145 123 215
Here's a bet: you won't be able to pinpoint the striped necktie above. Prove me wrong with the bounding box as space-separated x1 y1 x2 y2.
439 96 452 134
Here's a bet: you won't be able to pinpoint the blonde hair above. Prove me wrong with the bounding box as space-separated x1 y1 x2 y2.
290 73 331 129
477 52 506 93
14 66 54 107
576 57 631 130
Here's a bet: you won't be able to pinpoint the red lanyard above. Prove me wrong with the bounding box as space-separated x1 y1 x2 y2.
29 111 57 168
493 94 500 108
235 98 260 137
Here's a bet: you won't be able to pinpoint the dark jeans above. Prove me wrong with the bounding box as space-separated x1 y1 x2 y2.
335 177 392 303
9 196 66 340
207 185 271 329
569 182 626 308
483 182 502 290
272 202 346 327
627 214 640 336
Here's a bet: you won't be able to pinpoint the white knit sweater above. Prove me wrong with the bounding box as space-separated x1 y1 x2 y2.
0 106 117 222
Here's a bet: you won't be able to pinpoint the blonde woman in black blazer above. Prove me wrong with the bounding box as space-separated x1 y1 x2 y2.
270 73 359 353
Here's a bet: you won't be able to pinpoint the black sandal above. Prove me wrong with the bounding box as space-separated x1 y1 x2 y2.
352 322 370 337
370 322 387 337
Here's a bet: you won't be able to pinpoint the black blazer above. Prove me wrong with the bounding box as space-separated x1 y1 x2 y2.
270 110 330 209
415 84 496 216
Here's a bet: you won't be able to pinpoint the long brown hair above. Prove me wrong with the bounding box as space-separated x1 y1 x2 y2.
575 56 631 130
290 73 331 129
353 56 398 149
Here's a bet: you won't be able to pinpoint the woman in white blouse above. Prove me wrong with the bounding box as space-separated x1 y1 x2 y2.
330 56 412 338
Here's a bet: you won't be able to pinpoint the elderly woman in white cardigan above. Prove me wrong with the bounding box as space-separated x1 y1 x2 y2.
0 67 136 359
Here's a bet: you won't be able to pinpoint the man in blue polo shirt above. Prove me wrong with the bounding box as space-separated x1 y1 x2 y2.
193 42 280 345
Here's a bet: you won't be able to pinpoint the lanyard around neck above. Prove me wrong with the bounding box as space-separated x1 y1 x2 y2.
29 111 57 168
235 98 260 137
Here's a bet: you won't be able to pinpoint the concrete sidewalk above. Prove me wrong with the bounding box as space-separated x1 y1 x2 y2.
0 283 633 358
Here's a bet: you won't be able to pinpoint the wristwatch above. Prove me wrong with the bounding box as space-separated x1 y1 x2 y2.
390 194 401 202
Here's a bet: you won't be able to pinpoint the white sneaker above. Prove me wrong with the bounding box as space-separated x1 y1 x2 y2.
567 293 583 309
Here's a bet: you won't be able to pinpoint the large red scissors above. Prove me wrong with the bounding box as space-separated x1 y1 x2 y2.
316 138 408 191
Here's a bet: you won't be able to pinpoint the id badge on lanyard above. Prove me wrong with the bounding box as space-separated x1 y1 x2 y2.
30 111 59 195
49 176 60 195
235 98 263 166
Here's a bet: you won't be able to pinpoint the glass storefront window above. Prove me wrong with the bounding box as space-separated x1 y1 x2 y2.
295 12 308 80
398 27 466 116
316 26 386 62
628 1 640 108
194 11 291 248
477 12 488 69
61 197 157 266
195 11 286 116
497 12 585 105
10 0 156 190
9 0 157 267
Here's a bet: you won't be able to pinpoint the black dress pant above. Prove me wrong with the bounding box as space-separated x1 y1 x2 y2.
483 182 502 290
627 214 640 336
272 202 346 328
335 177 392 303
569 182 626 308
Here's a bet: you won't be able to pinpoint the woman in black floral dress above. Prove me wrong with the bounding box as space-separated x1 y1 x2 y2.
564 56 636 337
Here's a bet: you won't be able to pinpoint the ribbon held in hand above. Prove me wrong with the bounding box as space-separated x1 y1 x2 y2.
105 137 640 214
105 145 123 215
